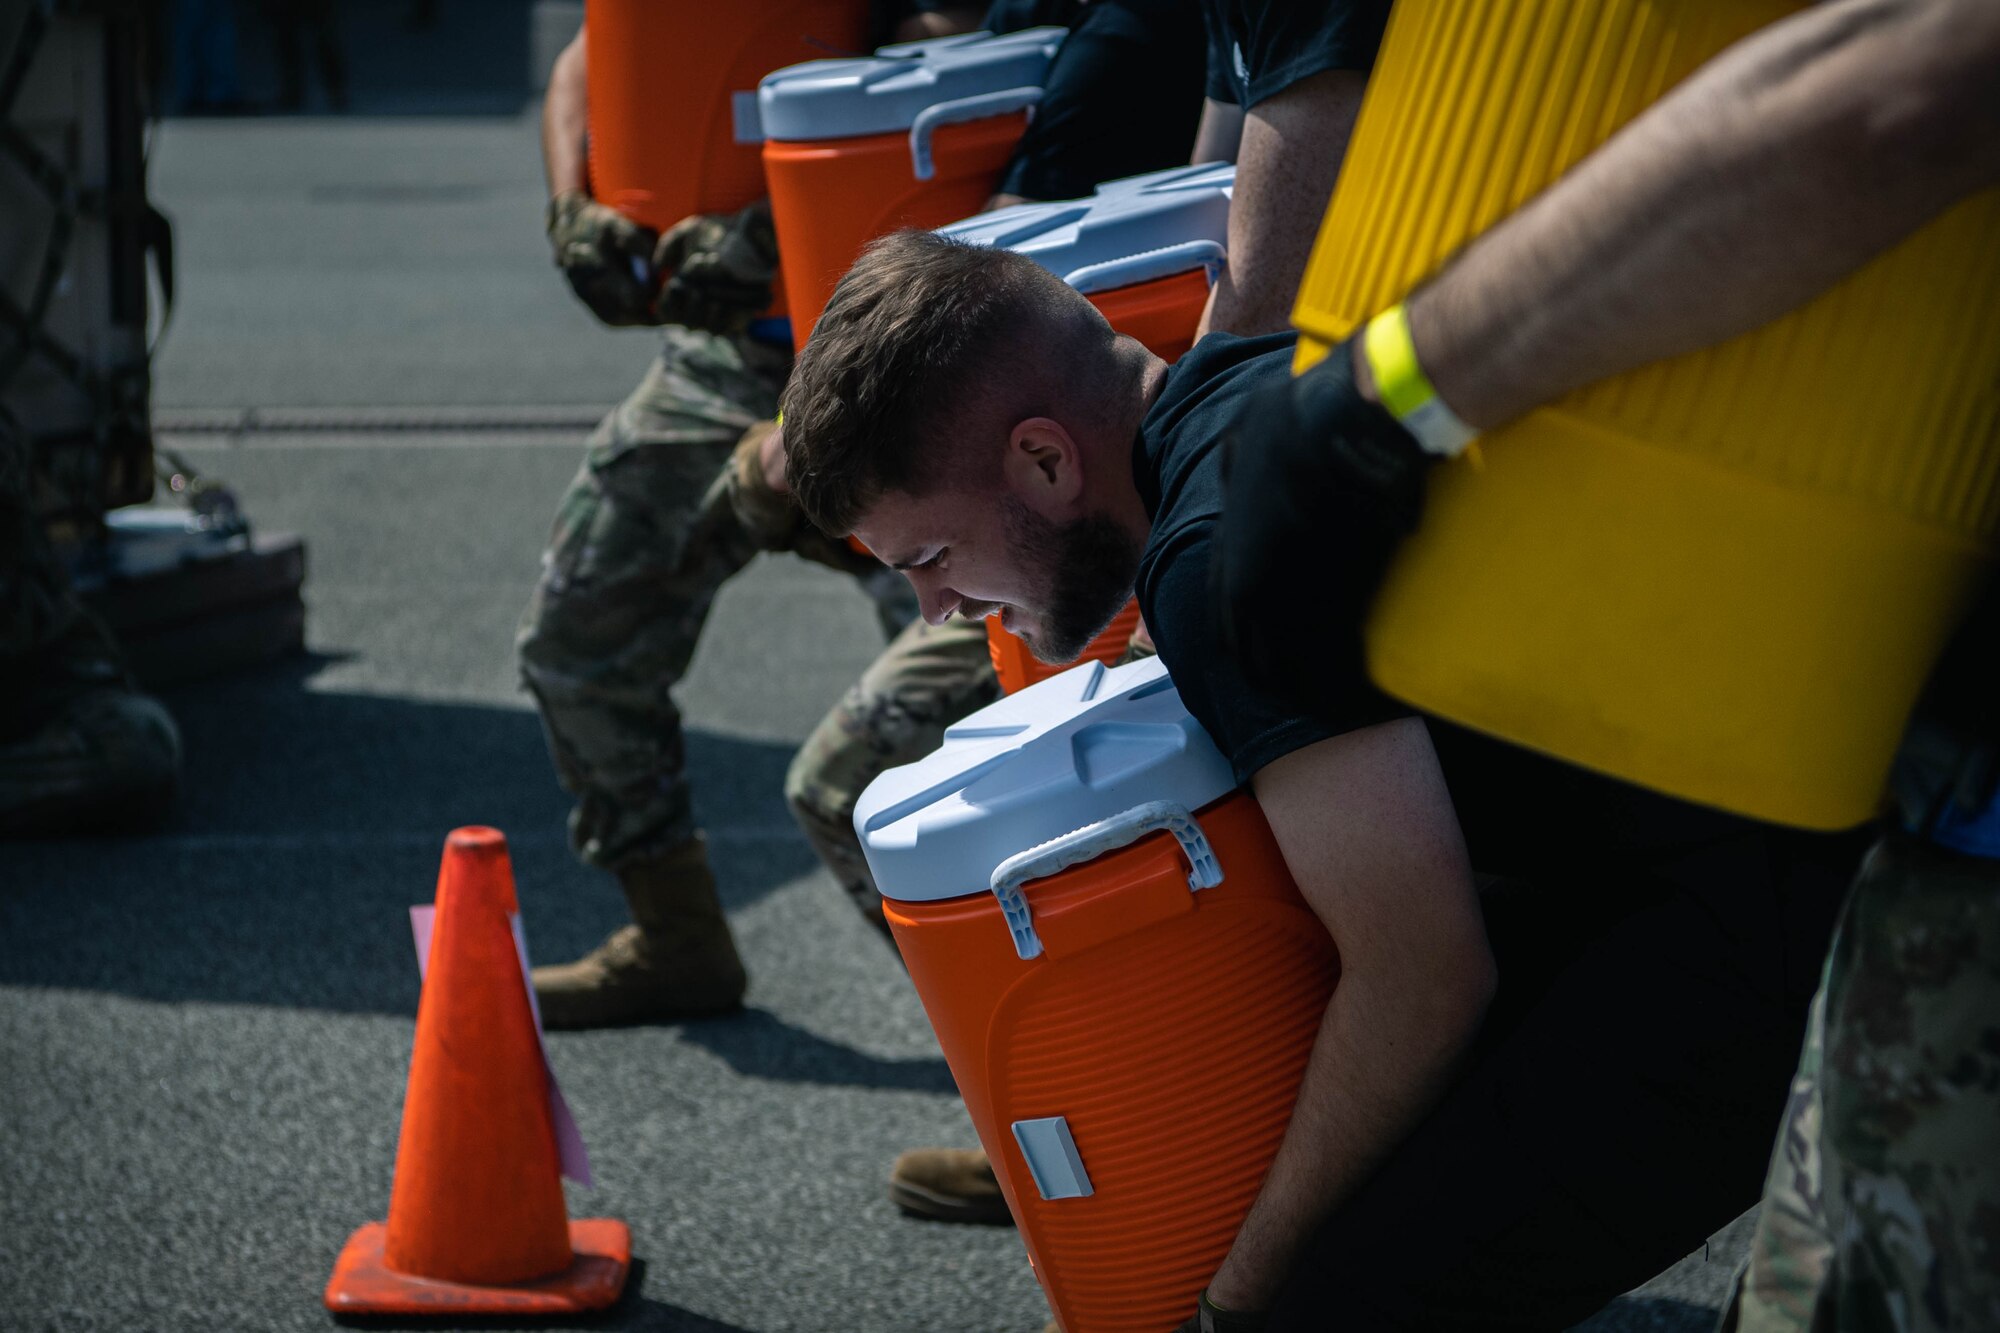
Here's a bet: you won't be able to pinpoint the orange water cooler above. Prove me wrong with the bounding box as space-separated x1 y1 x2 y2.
584 0 869 233
935 164 1236 692
984 600 1144 696
756 27 1067 349
856 657 1338 1332
584 0 871 321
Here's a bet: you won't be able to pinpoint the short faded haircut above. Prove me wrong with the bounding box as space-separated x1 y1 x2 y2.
781 228 1114 536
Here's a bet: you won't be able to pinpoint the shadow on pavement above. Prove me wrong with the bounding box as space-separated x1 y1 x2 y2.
0 653 822 1015
676 1008 956 1094
152 654 811 857
331 1260 757 1332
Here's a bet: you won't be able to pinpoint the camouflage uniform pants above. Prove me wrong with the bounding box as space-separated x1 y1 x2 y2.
787 625 1156 934
1721 831 2000 1333
516 326 997 891
785 614 1000 932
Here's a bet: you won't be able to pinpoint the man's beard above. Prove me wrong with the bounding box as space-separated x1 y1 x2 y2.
995 499 1142 664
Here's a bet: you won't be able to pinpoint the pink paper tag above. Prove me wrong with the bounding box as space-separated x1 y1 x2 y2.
409 905 594 1187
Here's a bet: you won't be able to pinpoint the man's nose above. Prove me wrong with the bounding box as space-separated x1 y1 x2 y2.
914 577 960 627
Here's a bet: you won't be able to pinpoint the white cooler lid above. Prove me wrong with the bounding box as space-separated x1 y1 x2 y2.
934 163 1235 294
756 27 1065 143
855 656 1238 905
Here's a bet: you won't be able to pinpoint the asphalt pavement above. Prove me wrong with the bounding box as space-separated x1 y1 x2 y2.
2 24 1758 1330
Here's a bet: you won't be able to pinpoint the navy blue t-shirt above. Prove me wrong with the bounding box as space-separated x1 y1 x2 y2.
1201 0 1392 109
1134 331 1402 783
1130 330 1808 876
987 0 1208 203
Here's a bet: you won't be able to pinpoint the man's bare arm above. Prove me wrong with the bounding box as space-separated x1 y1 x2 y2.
542 28 590 199
1407 0 2000 431
1197 69 1367 341
892 6 984 44
1203 718 1495 1310
1191 96 1245 167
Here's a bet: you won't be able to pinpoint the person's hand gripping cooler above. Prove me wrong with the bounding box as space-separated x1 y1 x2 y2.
545 191 780 335
719 418 881 577
651 199 781 336
1213 303 1477 714
545 189 663 327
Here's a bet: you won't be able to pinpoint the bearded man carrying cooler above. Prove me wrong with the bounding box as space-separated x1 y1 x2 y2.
776 228 1866 1331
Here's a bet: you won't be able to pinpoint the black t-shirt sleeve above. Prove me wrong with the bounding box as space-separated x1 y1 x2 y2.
998 0 1208 202
1201 0 1392 108
1141 516 1376 781
1201 1 1233 103
980 0 1081 32
1134 332 1404 780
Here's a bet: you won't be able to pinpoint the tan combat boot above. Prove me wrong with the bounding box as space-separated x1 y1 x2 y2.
531 835 747 1029
887 1146 1014 1225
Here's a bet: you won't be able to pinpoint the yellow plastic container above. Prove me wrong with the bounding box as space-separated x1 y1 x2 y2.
1291 0 2000 830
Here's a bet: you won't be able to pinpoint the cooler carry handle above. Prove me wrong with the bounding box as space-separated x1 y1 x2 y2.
909 87 1043 182
1064 240 1228 295
989 800 1222 961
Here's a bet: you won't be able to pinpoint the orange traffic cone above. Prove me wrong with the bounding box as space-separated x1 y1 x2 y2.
325 826 631 1315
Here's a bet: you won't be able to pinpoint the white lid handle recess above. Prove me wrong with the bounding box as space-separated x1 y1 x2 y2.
757 27 1064 148
990 800 1223 961
931 162 1236 296
909 86 1042 181
1064 238 1227 295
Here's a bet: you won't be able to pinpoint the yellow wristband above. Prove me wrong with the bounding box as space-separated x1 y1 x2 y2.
1360 303 1477 459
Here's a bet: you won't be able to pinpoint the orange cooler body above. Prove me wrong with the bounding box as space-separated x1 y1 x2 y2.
1087 267 1211 365
763 117 1030 347
756 28 1067 349
583 0 868 232
933 163 1238 692
987 598 1143 694
857 658 1337 1331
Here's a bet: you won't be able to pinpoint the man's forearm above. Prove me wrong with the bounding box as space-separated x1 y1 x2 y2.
1198 70 1367 341
1205 959 1492 1310
1191 97 1245 168
1207 722 1493 1311
1409 0 2000 431
542 30 591 199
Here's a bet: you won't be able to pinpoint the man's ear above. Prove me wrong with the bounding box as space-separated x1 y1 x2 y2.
1002 417 1084 515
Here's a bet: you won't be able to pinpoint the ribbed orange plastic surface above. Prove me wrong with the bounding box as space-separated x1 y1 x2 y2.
1290 0 2000 827
585 0 869 231
1090 268 1210 366
765 114 1030 350
888 794 1337 1333
989 598 1145 694
996 908 1331 1330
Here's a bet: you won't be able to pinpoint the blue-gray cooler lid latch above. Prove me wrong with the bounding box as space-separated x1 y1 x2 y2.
1012 1116 1093 1200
